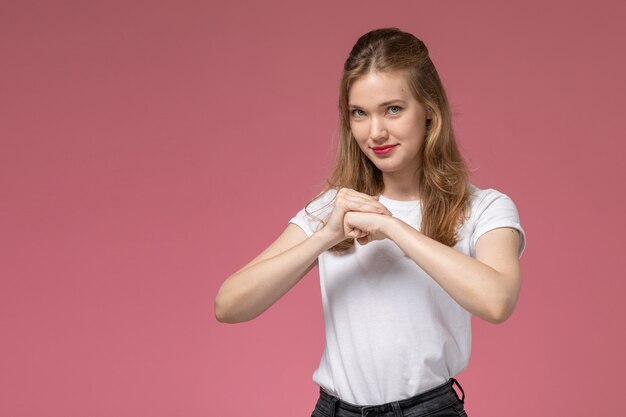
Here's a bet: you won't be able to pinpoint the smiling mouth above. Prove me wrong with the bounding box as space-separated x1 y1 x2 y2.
372 144 398 155
372 145 397 150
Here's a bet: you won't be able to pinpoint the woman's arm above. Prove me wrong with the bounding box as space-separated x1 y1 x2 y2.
215 188 392 324
386 219 522 323
344 212 522 324
214 224 333 323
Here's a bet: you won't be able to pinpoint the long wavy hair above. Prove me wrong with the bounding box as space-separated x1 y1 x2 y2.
307 27 472 252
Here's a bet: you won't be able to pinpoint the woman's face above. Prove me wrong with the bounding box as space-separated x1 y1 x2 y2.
348 70 430 178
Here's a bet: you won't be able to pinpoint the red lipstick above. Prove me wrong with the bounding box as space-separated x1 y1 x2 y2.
372 144 398 155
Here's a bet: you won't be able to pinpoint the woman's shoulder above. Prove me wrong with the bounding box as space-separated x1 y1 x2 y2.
468 183 517 209
466 182 523 224
466 183 526 257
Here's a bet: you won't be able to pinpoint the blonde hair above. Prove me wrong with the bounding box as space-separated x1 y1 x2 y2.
308 27 471 252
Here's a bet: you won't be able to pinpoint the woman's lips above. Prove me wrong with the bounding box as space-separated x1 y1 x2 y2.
372 144 398 155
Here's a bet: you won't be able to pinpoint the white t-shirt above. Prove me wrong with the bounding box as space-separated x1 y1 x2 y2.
288 183 526 406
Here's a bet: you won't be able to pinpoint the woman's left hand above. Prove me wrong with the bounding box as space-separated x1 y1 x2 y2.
343 211 394 245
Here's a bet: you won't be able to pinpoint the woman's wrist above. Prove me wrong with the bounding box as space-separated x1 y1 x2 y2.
381 216 407 241
313 228 344 251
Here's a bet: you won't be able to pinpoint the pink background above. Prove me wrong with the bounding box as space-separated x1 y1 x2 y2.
1 0 625 416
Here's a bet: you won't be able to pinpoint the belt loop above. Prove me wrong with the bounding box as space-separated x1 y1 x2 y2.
451 378 465 404
391 401 403 417
329 397 339 417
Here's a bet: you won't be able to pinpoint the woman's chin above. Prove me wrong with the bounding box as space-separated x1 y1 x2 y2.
372 162 400 173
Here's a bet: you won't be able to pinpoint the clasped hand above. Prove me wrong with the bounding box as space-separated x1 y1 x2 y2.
323 188 395 246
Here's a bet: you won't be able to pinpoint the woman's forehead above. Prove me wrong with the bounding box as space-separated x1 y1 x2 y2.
348 70 413 106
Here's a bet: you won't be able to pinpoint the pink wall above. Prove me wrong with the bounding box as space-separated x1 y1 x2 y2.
1 0 625 416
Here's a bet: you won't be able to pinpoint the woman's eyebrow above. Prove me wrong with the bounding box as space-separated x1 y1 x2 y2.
348 99 407 109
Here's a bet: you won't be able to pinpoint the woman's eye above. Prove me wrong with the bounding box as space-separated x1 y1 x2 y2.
388 106 402 114
351 109 366 117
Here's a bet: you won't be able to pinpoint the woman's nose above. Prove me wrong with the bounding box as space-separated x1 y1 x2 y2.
369 117 388 141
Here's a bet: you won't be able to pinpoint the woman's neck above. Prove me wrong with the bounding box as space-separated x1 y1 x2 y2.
381 171 422 201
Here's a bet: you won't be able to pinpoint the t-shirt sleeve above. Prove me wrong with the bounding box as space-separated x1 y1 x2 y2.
288 189 337 237
470 189 526 258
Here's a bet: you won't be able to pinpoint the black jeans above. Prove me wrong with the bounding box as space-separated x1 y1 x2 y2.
311 378 468 417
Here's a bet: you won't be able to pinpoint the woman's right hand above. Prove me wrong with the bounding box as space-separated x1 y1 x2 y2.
320 188 392 245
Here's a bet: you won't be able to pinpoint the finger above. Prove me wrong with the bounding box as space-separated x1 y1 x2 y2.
372 195 393 216
345 188 380 200
348 201 391 216
347 227 367 239
343 217 356 237
336 189 392 215
356 235 370 245
343 191 393 215
337 188 377 203
342 195 391 215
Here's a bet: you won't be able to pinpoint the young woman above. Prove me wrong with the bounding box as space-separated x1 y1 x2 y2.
215 27 526 417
